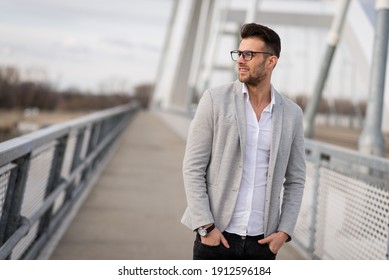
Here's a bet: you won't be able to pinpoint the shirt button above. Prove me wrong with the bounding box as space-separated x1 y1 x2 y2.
241 236 246 240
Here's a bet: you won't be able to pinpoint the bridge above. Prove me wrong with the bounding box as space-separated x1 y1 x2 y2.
1 0 389 260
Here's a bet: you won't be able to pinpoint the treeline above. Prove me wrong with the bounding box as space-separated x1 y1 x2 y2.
1 66 366 116
295 94 367 117
0 66 152 111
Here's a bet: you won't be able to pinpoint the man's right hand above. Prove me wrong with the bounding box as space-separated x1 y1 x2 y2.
200 227 230 248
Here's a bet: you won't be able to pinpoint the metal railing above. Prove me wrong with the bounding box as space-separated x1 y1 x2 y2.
294 138 389 259
0 102 139 259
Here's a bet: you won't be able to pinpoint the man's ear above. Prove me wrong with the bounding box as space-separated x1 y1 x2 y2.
268 55 278 69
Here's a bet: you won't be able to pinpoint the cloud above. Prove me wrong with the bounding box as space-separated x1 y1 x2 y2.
60 37 91 55
1 0 172 26
102 38 135 50
1 46 13 56
0 0 173 91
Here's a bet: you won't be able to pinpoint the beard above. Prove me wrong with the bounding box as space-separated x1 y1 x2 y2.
238 71 266 87
238 62 266 87
239 73 265 87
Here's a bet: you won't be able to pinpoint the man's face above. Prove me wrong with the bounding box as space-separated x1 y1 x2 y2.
237 37 274 87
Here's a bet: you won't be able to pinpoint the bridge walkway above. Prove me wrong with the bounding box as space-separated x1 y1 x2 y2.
49 110 305 260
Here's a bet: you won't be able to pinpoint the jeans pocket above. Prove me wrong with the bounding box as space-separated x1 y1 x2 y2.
193 239 225 260
266 244 277 257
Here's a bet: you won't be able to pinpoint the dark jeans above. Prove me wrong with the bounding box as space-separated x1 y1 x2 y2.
193 231 277 260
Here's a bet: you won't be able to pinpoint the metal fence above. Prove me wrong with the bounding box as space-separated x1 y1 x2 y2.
294 138 389 260
0 102 139 259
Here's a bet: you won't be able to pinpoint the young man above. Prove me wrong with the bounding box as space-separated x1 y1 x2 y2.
182 23 306 260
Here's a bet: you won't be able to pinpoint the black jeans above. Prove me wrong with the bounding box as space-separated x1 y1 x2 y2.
193 231 277 260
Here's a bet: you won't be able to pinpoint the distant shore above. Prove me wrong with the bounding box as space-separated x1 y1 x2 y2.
0 109 90 143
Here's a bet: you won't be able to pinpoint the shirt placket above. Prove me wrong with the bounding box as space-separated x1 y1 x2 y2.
244 103 260 234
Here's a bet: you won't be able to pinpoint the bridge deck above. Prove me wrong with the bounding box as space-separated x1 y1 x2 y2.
49 110 305 260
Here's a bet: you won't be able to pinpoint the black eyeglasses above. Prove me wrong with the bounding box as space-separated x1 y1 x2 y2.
230 50 273 61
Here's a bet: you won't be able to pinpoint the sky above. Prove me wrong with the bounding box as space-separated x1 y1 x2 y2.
0 0 173 93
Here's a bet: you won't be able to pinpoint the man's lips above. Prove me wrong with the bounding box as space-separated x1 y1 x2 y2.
239 67 249 73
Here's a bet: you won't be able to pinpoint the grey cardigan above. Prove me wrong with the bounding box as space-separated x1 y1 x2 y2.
181 80 306 239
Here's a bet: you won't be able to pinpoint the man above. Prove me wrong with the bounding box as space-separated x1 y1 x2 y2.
181 23 306 260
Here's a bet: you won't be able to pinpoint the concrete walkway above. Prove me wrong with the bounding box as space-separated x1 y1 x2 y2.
50 110 305 260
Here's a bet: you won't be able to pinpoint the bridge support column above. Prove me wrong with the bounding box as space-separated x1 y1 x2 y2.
303 0 350 138
152 0 179 110
187 0 217 115
358 0 389 157
152 0 215 115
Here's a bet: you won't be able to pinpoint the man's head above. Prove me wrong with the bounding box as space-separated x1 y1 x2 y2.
241 23 281 58
233 23 280 87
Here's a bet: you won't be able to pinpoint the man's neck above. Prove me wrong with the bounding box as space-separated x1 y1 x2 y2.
247 82 271 107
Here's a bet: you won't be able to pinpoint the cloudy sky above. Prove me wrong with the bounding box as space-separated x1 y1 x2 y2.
0 0 173 93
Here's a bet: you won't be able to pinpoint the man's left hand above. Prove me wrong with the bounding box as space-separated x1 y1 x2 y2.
258 231 289 254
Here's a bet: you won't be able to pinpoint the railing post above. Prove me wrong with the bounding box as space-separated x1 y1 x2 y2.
0 155 31 259
71 130 85 172
37 135 68 240
63 129 86 203
308 147 322 259
0 164 17 244
88 123 101 157
387 226 389 260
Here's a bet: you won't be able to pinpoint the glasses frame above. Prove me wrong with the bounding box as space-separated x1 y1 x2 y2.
230 50 274 61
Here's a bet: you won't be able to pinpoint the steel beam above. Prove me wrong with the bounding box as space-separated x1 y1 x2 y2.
358 0 389 157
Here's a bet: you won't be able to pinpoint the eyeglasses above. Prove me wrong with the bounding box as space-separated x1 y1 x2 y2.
230 50 273 61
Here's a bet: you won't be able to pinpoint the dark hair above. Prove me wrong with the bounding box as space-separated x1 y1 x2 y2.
241 23 281 58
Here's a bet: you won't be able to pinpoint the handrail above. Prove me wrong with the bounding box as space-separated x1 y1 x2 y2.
293 138 389 260
0 102 140 259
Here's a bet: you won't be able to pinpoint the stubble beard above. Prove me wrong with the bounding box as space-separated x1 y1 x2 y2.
238 71 266 87
238 63 266 87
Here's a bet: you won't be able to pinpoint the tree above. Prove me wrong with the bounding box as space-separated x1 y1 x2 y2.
133 83 154 109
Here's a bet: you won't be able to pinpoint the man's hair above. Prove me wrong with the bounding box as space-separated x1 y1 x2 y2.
241 23 281 58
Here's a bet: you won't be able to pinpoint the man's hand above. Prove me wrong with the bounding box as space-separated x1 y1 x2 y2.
258 231 289 254
200 227 230 248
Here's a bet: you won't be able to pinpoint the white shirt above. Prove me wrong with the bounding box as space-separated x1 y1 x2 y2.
225 83 274 236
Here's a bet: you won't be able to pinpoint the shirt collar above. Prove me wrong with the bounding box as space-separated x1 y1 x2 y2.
242 83 275 112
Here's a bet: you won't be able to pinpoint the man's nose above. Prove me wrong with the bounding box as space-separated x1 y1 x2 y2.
237 54 245 63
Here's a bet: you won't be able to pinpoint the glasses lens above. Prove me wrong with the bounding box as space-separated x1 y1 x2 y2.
231 51 254 61
231 51 239 61
242 51 252 61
